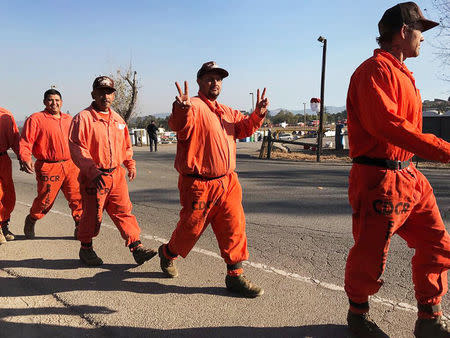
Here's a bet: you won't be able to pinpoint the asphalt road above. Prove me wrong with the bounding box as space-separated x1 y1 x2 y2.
1 142 449 337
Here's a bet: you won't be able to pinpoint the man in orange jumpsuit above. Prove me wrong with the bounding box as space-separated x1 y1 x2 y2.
0 107 20 244
20 89 82 239
158 61 269 298
69 76 157 266
344 3 450 337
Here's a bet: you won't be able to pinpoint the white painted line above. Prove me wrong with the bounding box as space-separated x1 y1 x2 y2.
17 200 445 318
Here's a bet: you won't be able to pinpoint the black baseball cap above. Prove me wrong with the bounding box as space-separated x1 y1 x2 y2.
378 2 439 35
197 61 229 79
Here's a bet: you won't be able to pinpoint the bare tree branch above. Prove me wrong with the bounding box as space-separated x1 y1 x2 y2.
110 65 140 123
428 0 450 82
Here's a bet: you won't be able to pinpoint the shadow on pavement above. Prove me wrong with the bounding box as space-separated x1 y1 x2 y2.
13 235 75 241
0 318 352 337
0 259 230 298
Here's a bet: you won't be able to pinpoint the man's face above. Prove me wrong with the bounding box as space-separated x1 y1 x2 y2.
91 88 115 111
403 23 424 58
44 94 62 115
197 72 223 100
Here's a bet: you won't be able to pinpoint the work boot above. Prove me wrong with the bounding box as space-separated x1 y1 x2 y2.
347 310 389 337
0 227 6 244
132 245 157 265
3 222 15 241
79 247 103 266
158 244 178 278
24 215 36 239
414 317 450 337
225 274 264 298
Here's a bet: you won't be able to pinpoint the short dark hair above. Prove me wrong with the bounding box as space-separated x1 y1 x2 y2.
44 89 62 100
376 31 397 46
376 24 413 47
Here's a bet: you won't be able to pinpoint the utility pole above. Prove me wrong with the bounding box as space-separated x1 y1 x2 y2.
303 102 306 126
249 92 254 112
317 36 327 162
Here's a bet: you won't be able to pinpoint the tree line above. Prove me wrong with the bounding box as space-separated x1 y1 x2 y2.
127 109 348 131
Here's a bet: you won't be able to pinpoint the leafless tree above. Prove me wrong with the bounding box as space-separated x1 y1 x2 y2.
110 65 139 123
429 0 449 82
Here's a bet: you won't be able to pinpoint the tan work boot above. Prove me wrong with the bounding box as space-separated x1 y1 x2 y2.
79 247 103 266
3 226 16 241
0 227 7 244
132 245 157 265
24 215 36 239
2 223 15 241
158 244 178 278
225 274 264 298
347 310 389 337
414 317 450 337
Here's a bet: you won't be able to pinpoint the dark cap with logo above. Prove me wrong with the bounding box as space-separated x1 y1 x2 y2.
92 76 116 92
378 2 439 35
197 61 229 79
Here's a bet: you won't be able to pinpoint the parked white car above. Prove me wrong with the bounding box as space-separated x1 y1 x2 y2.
278 132 293 141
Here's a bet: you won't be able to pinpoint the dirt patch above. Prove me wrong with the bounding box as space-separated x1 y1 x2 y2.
256 148 450 169
268 149 352 163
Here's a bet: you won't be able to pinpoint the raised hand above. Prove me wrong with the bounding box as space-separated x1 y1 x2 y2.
255 88 269 116
173 81 191 111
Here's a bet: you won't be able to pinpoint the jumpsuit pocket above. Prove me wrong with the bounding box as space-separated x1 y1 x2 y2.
365 168 390 193
349 165 390 214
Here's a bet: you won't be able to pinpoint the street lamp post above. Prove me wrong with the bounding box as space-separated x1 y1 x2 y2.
303 102 306 126
316 36 327 162
249 92 254 112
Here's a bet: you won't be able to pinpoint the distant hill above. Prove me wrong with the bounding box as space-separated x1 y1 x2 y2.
269 106 346 115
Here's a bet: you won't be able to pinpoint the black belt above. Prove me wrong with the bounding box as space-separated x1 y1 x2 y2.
0 151 7 156
40 159 68 163
186 173 226 181
352 156 411 170
99 167 116 173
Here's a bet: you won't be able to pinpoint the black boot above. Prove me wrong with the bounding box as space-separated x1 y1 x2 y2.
24 215 36 239
129 241 157 265
415 303 450 337
347 310 389 337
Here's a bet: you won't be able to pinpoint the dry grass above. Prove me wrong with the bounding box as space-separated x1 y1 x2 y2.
257 148 450 169
269 149 352 163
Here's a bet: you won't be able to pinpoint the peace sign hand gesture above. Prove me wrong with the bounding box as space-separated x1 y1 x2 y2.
173 81 192 111
255 88 269 117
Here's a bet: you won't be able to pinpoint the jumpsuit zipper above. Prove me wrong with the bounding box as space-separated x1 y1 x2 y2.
58 116 65 160
217 108 230 174
106 117 113 169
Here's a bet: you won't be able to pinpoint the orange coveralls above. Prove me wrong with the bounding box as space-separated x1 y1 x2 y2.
345 49 450 309
167 91 265 266
0 107 20 226
20 110 82 223
68 105 140 246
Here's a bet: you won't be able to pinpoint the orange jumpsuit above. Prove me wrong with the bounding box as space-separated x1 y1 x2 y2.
345 49 450 310
20 110 82 223
0 107 20 226
167 91 265 266
68 105 140 246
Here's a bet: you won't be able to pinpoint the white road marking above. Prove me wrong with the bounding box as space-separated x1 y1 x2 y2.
17 200 444 318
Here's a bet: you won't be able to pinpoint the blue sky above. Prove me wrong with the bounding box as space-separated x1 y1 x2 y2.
1 0 448 121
